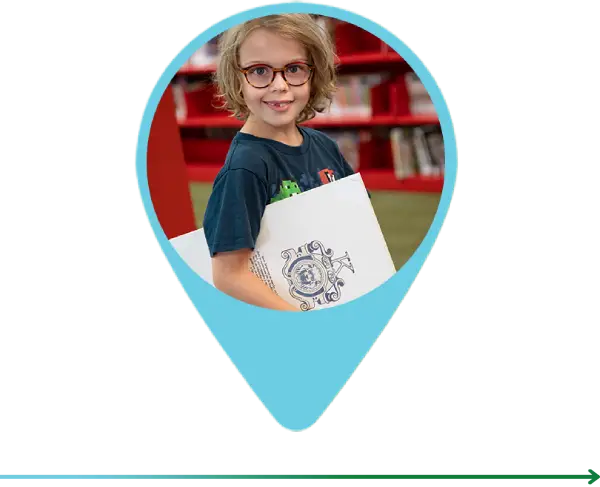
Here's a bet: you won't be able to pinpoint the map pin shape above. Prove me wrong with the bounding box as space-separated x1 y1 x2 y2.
137 3 456 431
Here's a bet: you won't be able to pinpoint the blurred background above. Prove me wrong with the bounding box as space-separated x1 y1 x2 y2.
154 16 444 270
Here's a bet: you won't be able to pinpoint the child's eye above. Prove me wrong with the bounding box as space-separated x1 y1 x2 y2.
286 65 301 74
250 66 269 76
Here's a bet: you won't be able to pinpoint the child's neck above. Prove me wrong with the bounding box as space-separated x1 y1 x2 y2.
241 117 303 147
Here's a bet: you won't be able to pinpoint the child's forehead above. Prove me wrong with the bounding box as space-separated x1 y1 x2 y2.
239 28 308 65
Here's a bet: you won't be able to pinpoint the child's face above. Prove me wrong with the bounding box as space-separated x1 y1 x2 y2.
238 28 311 130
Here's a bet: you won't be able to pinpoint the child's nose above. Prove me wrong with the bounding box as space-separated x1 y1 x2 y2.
270 71 289 90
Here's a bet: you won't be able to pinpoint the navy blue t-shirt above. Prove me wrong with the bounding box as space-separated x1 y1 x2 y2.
203 125 357 257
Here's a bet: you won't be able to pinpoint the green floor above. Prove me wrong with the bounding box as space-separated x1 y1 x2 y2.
189 183 441 270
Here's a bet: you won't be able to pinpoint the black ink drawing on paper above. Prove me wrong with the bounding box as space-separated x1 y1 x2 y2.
281 240 354 311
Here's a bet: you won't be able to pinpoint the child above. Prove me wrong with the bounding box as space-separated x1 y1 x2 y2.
203 14 357 311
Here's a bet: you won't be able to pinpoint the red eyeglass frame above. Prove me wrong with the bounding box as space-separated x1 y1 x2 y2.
239 61 315 88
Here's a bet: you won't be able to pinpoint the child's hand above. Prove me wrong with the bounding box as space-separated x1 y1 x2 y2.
212 249 299 312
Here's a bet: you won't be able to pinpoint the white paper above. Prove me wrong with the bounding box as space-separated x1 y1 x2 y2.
170 173 396 310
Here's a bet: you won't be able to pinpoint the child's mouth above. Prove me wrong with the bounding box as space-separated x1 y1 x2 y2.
264 101 293 112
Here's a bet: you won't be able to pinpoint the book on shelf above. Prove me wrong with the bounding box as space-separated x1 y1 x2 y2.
390 126 444 179
171 82 187 121
323 131 361 171
183 36 219 68
316 74 388 118
171 79 219 121
390 128 416 180
405 72 436 115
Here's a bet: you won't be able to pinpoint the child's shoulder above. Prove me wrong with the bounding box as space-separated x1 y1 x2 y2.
222 137 269 179
301 125 336 145
299 125 340 154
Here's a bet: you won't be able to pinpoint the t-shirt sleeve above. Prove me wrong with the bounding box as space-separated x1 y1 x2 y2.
202 167 269 257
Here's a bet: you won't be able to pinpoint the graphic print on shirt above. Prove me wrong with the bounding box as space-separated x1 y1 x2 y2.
270 169 338 204
299 172 318 191
318 168 336 184
281 240 354 311
270 180 302 203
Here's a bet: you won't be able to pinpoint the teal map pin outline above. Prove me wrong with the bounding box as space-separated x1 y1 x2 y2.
136 3 457 431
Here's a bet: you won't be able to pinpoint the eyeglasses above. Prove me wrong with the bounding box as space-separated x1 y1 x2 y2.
239 62 314 89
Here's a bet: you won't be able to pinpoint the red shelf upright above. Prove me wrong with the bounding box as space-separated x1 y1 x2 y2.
147 85 197 239
333 19 383 56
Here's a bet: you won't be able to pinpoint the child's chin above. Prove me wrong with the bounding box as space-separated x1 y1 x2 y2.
264 114 296 127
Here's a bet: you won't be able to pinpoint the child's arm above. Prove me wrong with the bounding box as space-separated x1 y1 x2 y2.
203 154 297 311
212 249 299 312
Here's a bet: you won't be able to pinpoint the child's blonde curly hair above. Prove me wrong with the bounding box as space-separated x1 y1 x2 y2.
214 14 338 123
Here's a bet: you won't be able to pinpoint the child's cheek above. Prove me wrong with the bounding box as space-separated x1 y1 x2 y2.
295 85 311 108
241 86 262 114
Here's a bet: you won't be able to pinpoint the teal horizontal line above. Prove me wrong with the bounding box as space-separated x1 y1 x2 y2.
0 470 598 485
